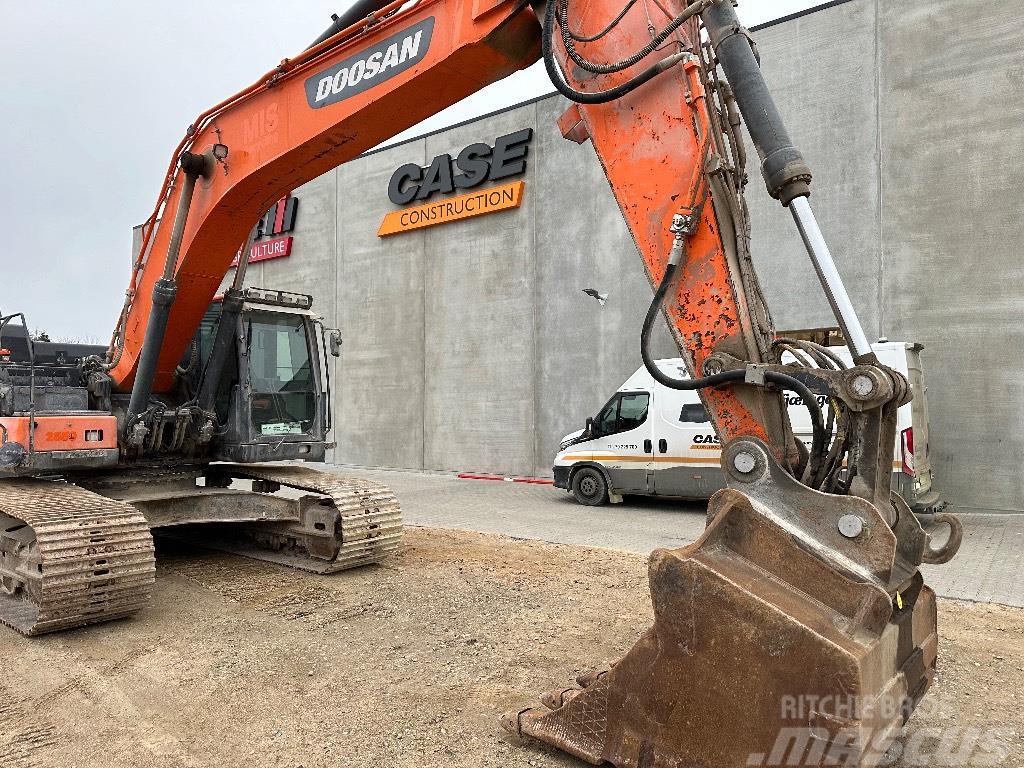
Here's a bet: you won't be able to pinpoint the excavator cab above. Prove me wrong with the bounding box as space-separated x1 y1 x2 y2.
0 289 339 472
195 288 338 465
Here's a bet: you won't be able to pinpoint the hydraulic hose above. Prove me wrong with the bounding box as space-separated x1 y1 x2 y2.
306 0 393 50
541 0 689 104
766 371 826 486
563 0 639 42
640 258 827 486
557 0 711 75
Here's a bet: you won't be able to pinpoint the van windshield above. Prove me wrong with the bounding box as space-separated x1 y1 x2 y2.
595 392 649 436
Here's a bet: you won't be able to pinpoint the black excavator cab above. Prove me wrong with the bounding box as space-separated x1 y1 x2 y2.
192 287 340 464
0 288 340 471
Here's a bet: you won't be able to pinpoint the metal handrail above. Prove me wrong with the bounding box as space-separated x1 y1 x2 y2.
0 313 38 460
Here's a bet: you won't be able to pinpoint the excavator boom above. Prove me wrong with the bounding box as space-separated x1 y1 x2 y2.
109 0 543 396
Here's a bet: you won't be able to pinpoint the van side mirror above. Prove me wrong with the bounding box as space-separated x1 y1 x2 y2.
585 416 595 438
328 329 342 358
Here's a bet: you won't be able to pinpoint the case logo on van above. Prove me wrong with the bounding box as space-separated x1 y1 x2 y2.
306 18 435 108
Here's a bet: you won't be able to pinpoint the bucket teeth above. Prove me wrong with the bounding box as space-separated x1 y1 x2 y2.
501 672 613 764
576 662 614 688
501 488 943 768
540 687 581 710
499 708 533 737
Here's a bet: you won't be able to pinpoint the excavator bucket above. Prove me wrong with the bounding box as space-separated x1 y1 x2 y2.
503 478 951 768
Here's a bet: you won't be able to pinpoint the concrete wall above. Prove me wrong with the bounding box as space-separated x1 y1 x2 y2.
878 0 1024 514
739 0 1024 513
245 96 672 478
243 0 1022 513
420 109 539 476
336 144 427 471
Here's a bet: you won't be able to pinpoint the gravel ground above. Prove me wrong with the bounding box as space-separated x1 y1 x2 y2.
0 528 1020 768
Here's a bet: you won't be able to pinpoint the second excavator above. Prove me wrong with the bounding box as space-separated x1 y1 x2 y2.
0 0 963 765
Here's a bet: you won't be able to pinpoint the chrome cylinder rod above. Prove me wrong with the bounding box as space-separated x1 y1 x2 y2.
789 196 872 358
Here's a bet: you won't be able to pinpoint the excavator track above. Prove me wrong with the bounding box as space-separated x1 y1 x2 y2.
0 479 155 636
203 464 403 573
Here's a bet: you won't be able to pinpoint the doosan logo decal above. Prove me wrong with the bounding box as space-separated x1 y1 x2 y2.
306 17 435 109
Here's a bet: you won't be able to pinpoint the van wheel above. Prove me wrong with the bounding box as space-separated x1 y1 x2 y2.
572 467 609 506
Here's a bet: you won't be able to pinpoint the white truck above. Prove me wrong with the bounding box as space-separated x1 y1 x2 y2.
553 341 944 513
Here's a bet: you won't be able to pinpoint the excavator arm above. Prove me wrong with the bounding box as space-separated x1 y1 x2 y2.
95 1 963 765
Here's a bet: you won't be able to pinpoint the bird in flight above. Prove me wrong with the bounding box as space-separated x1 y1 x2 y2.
582 288 608 306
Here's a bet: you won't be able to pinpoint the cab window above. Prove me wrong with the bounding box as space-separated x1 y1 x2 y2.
595 392 650 436
618 393 649 431
596 399 618 435
679 403 709 423
246 311 316 435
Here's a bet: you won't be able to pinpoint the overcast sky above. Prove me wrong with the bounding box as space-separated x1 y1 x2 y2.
0 0 823 340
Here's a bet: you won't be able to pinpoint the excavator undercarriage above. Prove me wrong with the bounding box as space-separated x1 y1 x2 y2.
82 463 402 573
0 464 401 635
0 480 155 636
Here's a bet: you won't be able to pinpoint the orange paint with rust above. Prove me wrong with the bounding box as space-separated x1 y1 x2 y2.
562 4 788 450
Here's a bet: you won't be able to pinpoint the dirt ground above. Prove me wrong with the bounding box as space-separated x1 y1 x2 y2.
0 528 1021 768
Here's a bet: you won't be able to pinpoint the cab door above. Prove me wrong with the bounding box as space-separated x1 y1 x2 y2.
591 391 654 494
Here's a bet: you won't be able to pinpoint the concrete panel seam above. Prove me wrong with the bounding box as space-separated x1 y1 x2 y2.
530 100 541 477
874 0 884 338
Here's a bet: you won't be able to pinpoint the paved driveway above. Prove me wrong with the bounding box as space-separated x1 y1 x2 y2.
332 465 1024 609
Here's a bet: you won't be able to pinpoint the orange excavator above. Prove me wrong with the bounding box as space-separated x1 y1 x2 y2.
0 0 963 764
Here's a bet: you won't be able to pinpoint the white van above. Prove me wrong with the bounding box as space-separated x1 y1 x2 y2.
553 341 944 513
